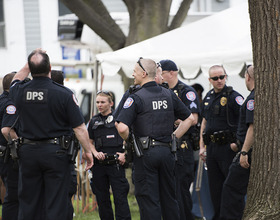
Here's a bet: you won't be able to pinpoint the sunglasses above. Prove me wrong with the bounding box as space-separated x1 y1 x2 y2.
137 57 148 74
210 75 226 81
97 90 112 98
156 62 161 68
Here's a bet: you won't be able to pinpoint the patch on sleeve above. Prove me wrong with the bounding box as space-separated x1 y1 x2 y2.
186 91 196 101
6 105 16 114
190 102 197 109
235 96 244 105
72 94 79 106
123 97 134 109
247 100 254 111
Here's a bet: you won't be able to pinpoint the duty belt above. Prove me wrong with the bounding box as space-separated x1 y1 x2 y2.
209 131 235 144
22 138 60 145
150 139 171 147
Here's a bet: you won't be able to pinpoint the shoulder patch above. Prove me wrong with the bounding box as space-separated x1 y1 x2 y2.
186 91 196 101
123 97 134 109
247 100 254 111
235 96 244 105
6 105 16 114
72 94 79 106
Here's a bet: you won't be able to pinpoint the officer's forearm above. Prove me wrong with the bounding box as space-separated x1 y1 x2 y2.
115 122 129 140
13 63 30 81
241 123 254 152
174 114 194 139
73 123 91 153
1 127 18 141
200 118 207 148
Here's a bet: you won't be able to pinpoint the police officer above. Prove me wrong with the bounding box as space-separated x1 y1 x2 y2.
9 49 93 220
199 65 244 220
160 59 200 220
51 70 78 220
220 65 254 220
115 57 195 220
0 72 19 220
88 91 131 220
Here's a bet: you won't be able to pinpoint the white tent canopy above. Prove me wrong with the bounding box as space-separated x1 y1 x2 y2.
96 2 252 79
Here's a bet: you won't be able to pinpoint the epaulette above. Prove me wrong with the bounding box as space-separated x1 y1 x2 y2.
223 86 233 96
129 85 141 94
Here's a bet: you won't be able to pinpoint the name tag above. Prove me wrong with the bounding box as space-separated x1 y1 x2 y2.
106 135 115 139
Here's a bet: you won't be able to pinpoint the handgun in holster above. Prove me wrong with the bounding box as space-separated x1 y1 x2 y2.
68 135 80 164
171 133 178 161
7 139 20 161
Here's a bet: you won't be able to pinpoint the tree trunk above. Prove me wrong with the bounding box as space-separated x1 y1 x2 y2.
243 1 280 219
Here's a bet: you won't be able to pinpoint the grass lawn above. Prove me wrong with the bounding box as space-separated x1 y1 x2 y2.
73 194 140 220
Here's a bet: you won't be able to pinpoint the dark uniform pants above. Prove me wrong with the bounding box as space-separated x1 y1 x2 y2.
90 163 131 220
1 157 19 220
206 142 236 220
67 164 77 220
175 139 195 220
18 144 70 220
220 153 250 220
134 145 180 220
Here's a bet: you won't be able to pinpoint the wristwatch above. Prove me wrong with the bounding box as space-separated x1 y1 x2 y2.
240 151 248 156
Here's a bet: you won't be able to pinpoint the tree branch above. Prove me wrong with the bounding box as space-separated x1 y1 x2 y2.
60 0 126 50
169 0 193 30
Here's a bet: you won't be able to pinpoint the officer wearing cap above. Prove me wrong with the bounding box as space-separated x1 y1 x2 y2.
115 57 195 220
220 65 254 220
160 59 200 220
0 72 19 220
9 49 93 219
88 91 131 220
199 65 244 220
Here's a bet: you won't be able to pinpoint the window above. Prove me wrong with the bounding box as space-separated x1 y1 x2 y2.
0 0 5 47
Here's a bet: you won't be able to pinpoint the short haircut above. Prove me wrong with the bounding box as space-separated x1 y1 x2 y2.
28 50 50 76
2 72 16 91
51 70 64 85
209 65 226 75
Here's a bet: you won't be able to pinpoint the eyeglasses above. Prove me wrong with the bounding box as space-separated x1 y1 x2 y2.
137 57 147 74
97 90 112 98
210 75 226 81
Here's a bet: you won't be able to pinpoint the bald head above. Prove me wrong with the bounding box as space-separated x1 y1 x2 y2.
28 50 50 76
247 65 254 80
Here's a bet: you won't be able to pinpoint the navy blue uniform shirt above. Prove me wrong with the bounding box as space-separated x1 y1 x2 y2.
0 91 18 145
172 80 200 134
10 77 84 140
202 85 244 133
236 90 254 143
116 81 191 143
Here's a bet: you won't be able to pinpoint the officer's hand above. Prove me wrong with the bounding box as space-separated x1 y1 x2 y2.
94 151 105 161
199 147 207 162
82 152 94 171
117 152 126 165
230 143 239 152
174 119 181 128
240 155 250 169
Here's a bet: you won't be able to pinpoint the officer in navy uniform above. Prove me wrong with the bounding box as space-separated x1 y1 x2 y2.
88 91 131 220
0 72 19 220
160 59 200 220
9 49 93 220
51 70 78 220
115 57 195 220
220 65 255 220
199 65 244 220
